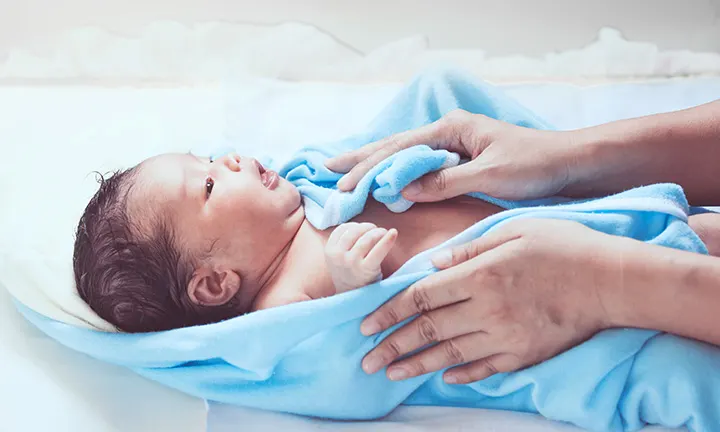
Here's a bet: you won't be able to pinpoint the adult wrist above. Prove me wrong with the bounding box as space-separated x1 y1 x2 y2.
559 126 639 199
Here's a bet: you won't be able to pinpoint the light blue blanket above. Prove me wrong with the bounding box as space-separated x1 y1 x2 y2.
17 69 720 432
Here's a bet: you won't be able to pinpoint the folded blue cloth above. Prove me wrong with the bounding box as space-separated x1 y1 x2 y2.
17 68 720 432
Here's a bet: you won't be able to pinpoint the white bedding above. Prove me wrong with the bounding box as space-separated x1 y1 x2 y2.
209 404 679 432
2 77 719 432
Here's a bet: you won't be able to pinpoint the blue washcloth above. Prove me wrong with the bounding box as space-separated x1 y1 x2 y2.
17 68 720 432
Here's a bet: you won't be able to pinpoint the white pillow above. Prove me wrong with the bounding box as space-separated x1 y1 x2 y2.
0 80 398 330
0 79 397 432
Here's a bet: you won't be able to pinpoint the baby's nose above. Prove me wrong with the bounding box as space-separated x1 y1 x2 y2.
220 153 241 172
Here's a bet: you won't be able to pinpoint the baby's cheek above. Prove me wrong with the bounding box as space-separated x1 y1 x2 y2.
282 184 303 211
221 185 256 209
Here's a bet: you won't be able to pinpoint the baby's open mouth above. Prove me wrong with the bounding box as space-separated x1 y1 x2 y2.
255 160 278 190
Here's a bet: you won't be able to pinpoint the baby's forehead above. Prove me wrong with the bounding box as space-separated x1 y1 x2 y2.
141 152 190 171
137 153 190 187
127 154 189 222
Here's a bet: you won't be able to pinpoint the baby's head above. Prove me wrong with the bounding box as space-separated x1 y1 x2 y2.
73 152 304 332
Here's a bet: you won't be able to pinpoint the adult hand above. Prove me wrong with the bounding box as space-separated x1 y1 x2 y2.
325 110 580 201
359 219 630 384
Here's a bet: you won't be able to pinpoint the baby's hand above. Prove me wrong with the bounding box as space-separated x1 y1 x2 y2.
325 222 398 293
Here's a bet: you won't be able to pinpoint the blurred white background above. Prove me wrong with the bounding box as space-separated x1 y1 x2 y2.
1 0 719 83
2 0 719 55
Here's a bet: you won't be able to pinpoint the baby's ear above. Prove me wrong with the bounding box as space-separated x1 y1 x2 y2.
187 267 242 307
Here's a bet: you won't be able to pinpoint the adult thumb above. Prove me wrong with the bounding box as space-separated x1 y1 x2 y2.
402 162 486 202
431 225 519 269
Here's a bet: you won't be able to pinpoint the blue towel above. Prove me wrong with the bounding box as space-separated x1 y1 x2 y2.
17 68 720 432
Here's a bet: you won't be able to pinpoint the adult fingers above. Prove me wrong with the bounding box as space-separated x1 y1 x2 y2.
401 160 491 202
431 222 525 269
363 304 492 376
443 353 522 384
331 115 467 191
360 260 476 336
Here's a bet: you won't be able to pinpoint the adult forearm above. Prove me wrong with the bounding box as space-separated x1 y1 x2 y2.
564 100 720 205
606 239 720 346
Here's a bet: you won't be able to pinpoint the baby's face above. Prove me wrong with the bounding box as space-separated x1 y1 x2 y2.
131 152 304 308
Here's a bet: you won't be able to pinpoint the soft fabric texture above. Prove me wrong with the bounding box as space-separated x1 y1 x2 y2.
16 69 720 432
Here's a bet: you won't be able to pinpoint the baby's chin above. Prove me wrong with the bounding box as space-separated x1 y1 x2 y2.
281 179 304 216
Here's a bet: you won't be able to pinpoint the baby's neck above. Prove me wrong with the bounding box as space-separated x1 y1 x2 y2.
251 218 335 311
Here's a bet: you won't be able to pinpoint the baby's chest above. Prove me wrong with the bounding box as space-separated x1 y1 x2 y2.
351 198 502 274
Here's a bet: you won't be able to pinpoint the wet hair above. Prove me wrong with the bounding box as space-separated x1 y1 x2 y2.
73 167 240 333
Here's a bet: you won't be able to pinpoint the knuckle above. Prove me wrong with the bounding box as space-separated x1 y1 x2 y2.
444 340 465 364
406 361 427 377
454 242 475 264
426 170 447 193
444 109 470 124
380 307 401 329
444 110 473 143
411 285 433 313
415 315 439 343
360 222 377 231
344 251 361 263
384 338 403 359
372 227 388 238
387 135 405 152
479 357 500 376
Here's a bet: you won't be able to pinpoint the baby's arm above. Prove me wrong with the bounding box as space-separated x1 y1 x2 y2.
325 222 398 293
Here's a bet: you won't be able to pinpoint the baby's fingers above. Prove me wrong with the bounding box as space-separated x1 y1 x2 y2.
327 223 351 246
352 228 390 258
329 223 376 251
364 229 398 269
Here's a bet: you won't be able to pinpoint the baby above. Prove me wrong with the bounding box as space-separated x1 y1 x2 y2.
74 151 502 332
75 150 720 333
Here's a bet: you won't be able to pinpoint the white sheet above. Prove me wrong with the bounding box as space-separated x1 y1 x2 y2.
209 404 680 432
2 77 719 432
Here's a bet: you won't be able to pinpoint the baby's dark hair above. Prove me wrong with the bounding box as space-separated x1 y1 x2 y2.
73 166 240 333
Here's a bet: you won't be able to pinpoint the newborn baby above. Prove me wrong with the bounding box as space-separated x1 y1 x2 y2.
73 151 501 332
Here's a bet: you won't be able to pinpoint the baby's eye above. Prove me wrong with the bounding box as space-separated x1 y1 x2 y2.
205 177 214 198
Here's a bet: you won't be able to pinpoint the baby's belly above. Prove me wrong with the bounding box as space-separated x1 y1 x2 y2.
351 197 503 275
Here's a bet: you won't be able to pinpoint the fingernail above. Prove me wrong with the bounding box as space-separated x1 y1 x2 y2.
431 249 453 268
337 176 349 190
444 374 459 384
388 367 409 381
361 320 380 336
403 182 421 197
363 356 384 374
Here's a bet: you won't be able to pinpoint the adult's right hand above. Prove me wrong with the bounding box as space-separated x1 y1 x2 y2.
325 110 581 202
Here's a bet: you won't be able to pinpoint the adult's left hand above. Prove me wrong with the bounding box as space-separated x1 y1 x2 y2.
360 219 629 384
